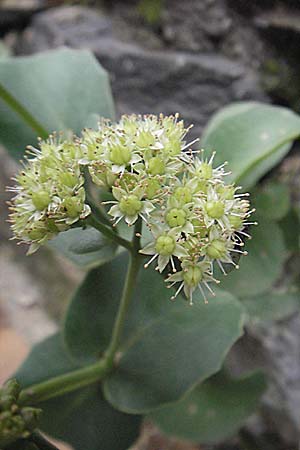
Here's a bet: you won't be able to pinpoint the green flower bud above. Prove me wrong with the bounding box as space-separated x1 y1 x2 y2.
183 265 203 287
229 214 243 230
155 235 176 256
206 201 225 219
163 139 181 156
119 195 142 217
166 208 187 228
197 162 212 180
174 187 192 204
145 178 161 199
217 184 235 200
20 408 42 431
31 191 51 211
148 157 165 175
206 239 227 259
109 145 132 166
191 218 207 238
27 223 49 241
59 172 78 189
62 196 84 219
196 180 208 194
136 131 155 148
0 380 42 448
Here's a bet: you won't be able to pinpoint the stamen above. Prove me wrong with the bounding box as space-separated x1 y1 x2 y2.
198 283 208 304
182 138 200 151
170 256 176 273
171 282 184 300
204 282 215 296
208 151 216 165
144 254 158 268
217 260 227 275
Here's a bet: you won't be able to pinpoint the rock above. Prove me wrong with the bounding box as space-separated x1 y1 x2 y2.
17 5 112 51
16 5 268 138
254 315 300 443
162 0 232 52
0 0 55 36
229 315 300 445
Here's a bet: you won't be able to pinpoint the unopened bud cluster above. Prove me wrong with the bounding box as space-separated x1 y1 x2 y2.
0 380 41 447
9 114 252 302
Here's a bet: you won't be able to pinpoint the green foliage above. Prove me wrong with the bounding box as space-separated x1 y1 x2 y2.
252 181 291 222
49 227 117 269
217 220 286 297
148 371 266 443
4 47 300 449
241 291 300 323
279 208 300 252
64 254 244 413
201 102 300 188
14 335 141 450
0 48 115 158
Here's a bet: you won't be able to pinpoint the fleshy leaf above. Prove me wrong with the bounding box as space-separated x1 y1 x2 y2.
252 181 291 222
103 289 244 413
49 226 117 269
148 371 266 444
0 48 115 158
201 102 300 188
64 254 244 413
279 208 300 253
241 291 300 323
14 334 141 450
218 220 286 297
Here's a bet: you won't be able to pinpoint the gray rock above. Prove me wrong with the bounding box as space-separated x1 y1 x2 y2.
229 315 300 444
162 0 232 52
17 5 112 51
17 5 267 138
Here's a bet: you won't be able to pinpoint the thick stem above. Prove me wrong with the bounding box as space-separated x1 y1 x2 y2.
18 220 142 406
104 250 141 365
0 82 48 139
19 359 111 406
87 214 133 252
86 191 113 228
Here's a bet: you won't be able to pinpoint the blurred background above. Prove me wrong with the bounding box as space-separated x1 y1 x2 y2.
1 1 300 449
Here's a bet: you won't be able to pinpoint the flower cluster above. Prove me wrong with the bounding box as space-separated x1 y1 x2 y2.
0 380 41 446
9 135 91 254
9 114 252 303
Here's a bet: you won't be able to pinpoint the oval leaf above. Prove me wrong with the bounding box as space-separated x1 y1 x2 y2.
14 334 141 450
252 181 291 222
148 371 266 444
201 102 300 188
218 220 286 297
103 289 244 413
241 291 300 323
63 254 244 413
49 226 117 269
0 48 115 158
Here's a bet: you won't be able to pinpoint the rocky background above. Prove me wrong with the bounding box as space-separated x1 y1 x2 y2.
1 0 300 449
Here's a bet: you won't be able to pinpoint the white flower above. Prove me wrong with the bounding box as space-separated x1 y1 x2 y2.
140 227 188 273
166 260 218 305
107 185 155 226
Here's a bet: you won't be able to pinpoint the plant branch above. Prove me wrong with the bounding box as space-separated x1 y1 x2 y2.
104 219 142 365
87 214 133 252
86 190 112 227
18 219 142 407
19 358 111 406
0 82 48 139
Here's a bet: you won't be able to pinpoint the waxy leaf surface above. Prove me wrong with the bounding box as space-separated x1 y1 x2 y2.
201 102 300 188
14 334 141 450
0 48 115 158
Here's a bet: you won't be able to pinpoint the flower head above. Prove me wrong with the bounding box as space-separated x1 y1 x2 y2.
8 114 252 303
